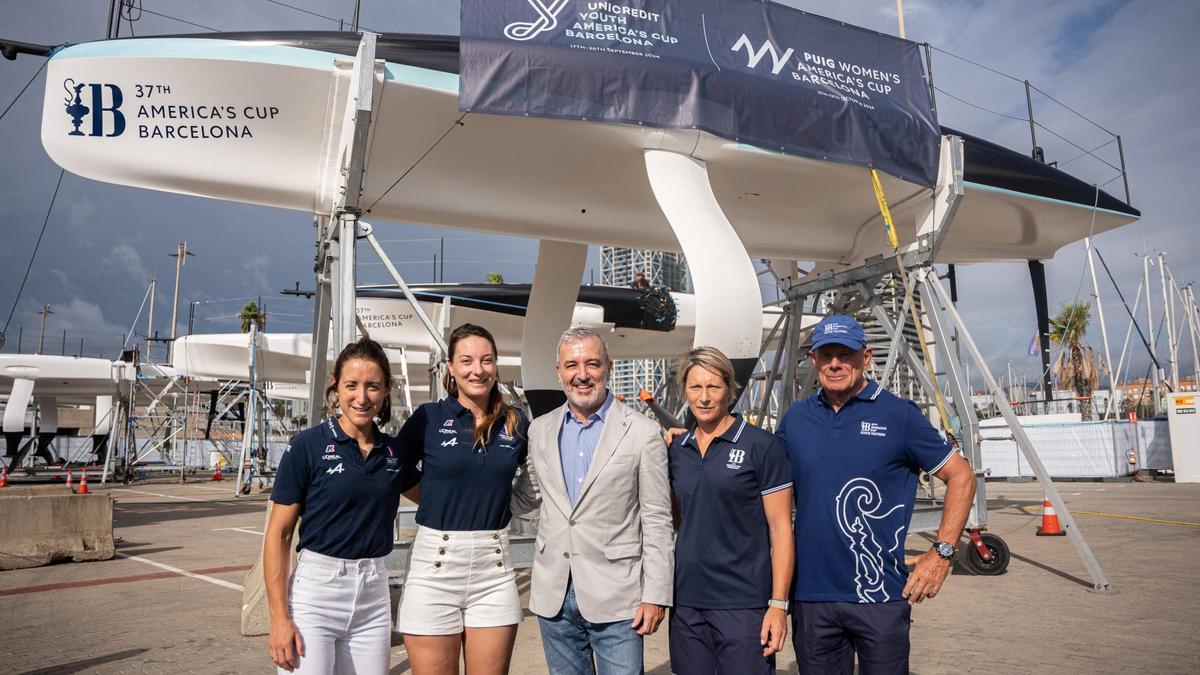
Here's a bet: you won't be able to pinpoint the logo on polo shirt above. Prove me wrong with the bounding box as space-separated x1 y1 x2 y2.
443 419 455 427
835 477 904 603
441 438 458 447
726 448 746 470
860 422 888 437
438 428 456 435
326 462 345 475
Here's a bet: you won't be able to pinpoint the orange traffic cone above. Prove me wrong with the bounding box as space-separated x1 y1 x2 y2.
66 469 74 493
0 466 9 488
1036 499 1066 536
77 471 90 495
212 464 223 481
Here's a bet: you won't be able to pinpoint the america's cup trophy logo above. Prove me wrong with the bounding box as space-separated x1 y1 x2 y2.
504 0 570 41
63 78 90 136
62 78 125 138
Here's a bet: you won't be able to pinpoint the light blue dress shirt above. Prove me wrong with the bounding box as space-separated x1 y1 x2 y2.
558 391 614 506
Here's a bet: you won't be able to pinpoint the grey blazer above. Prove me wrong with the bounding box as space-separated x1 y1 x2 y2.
524 397 674 623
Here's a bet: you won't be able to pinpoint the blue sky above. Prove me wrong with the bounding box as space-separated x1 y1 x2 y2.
1 0 1196 387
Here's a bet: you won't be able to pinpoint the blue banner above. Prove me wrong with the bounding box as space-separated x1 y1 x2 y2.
461 0 941 186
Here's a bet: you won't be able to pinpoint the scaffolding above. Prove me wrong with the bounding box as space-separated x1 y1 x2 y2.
743 137 1113 590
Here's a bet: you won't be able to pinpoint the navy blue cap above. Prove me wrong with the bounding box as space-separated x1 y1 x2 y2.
811 315 867 351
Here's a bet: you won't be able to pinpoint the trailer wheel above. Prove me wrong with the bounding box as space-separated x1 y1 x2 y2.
961 532 1010 576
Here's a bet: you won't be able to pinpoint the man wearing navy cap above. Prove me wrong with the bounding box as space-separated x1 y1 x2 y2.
777 315 976 674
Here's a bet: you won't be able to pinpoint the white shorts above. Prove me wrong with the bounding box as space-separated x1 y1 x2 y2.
396 525 524 635
285 549 391 674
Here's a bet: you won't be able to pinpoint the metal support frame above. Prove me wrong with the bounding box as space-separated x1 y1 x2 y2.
928 278 1112 592
747 135 1111 592
307 32 380 417
235 323 260 496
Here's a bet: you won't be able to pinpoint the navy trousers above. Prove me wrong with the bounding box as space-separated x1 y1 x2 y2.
792 601 911 675
669 605 774 675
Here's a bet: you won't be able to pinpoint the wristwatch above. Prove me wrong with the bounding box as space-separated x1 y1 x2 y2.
768 598 790 612
932 541 956 560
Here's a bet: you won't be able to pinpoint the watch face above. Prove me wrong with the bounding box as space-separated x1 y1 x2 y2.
934 542 955 558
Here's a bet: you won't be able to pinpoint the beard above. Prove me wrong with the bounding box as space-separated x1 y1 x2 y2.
564 378 607 412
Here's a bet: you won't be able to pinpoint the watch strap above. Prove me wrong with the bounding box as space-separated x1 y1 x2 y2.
932 541 956 559
768 598 790 612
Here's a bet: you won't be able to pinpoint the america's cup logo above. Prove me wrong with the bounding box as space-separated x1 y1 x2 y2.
504 0 571 41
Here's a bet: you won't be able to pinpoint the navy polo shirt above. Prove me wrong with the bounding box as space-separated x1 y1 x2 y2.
271 416 420 559
669 414 793 609
776 380 955 604
393 397 529 532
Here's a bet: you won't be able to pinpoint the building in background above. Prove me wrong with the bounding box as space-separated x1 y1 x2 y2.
599 247 689 403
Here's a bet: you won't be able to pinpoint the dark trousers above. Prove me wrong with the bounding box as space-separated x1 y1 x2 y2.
669 605 774 675
792 601 911 675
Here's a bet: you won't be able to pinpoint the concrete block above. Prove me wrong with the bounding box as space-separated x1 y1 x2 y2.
240 501 296 637
0 485 74 497
0 493 114 570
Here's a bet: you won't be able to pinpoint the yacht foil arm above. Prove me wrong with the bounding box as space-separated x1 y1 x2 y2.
644 147 762 395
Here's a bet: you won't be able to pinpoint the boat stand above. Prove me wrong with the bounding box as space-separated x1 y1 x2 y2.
754 136 1112 591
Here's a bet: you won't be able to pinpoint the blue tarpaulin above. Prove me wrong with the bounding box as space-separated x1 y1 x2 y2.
460 0 941 186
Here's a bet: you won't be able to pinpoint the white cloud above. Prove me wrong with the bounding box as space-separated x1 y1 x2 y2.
241 254 272 293
8 296 131 356
103 243 151 286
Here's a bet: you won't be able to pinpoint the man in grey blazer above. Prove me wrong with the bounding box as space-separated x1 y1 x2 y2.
525 326 673 674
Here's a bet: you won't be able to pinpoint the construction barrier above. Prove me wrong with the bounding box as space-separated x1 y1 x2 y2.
0 490 115 570
981 419 1172 479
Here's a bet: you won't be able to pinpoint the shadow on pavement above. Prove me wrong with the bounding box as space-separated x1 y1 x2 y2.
112 500 266 527
1007 550 1094 589
19 648 149 674
114 543 184 557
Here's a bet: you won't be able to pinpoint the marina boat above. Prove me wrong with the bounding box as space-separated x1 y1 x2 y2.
37 32 1137 267
172 283 789 397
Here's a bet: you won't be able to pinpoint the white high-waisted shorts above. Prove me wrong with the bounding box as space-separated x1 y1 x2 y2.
396 525 523 635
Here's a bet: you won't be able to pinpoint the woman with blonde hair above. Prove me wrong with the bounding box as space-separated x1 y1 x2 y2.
394 323 538 675
667 346 795 674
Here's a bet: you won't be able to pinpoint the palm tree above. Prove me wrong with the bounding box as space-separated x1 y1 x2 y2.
1049 301 1098 420
238 301 266 333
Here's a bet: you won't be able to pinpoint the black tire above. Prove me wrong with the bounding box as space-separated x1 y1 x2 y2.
960 532 1010 576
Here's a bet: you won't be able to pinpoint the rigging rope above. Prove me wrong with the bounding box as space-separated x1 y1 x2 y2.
1 169 66 344
0 58 48 124
365 112 469 213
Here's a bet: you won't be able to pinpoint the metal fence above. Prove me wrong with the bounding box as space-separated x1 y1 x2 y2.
20 436 291 470
980 419 1171 478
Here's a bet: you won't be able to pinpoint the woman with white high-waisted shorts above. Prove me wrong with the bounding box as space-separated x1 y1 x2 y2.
264 338 421 674
393 323 539 675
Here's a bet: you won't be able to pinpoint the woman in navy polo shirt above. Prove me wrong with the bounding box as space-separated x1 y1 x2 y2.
395 323 537 674
668 347 795 675
264 337 420 674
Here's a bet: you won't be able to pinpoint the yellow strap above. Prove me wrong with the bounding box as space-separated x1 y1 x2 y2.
870 168 901 251
869 168 956 443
